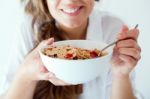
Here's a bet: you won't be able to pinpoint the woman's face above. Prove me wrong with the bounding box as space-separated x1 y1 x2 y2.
46 0 94 28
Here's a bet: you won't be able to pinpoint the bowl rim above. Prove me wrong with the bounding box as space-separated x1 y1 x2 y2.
39 40 112 62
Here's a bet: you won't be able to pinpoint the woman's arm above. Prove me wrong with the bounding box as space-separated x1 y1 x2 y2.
110 25 141 99
1 38 54 99
1 38 50 99
111 74 135 99
1 38 70 99
3 72 37 99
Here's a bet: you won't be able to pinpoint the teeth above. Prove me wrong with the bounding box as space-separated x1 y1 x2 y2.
63 7 80 13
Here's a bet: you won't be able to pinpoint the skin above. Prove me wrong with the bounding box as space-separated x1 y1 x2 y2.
1 0 141 99
111 26 141 99
46 0 94 39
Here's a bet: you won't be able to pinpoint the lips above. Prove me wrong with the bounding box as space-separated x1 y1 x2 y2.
60 6 83 16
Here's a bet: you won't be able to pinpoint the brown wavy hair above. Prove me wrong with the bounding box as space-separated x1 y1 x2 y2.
22 0 99 99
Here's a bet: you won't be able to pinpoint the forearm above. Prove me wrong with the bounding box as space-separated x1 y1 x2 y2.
3 74 37 99
111 75 135 99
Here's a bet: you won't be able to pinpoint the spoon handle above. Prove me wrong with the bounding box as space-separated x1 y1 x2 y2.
101 24 139 53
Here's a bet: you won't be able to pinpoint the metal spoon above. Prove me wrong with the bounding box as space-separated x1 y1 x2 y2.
100 24 138 55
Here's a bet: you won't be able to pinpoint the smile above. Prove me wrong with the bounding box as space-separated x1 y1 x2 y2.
60 6 83 16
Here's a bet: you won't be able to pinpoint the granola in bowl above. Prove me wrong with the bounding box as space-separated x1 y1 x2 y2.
42 45 104 60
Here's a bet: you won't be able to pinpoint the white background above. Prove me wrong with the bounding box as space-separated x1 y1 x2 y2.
0 0 150 98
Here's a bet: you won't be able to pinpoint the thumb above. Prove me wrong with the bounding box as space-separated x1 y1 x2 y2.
45 37 55 45
37 37 54 50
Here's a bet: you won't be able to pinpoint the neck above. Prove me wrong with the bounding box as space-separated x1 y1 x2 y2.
56 20 88 40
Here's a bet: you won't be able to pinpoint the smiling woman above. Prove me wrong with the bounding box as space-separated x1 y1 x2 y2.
25 0 98 98
0 0 142 99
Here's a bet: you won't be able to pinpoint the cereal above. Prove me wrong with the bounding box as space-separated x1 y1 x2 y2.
43 45 104 60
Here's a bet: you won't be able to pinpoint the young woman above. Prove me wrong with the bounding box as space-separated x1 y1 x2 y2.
0 0 142 99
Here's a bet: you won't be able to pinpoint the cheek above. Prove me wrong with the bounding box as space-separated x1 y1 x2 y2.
88 0 94 11
49 7 57 17
83 0 94 17
47 0 60 18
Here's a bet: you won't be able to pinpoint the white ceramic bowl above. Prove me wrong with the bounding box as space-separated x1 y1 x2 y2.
39 40 112 84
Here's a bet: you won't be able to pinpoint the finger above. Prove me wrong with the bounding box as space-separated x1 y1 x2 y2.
37 72 55 80
118 48 141 60
119 54 137 68
117 25 129 39
37 37 54 50
45 37 55 45
121 25 129 32
117 29 139 41
116 39 141 51
49 77 71 86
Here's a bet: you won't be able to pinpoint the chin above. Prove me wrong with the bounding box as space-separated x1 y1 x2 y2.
66 24 80 28
63 21 82 28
